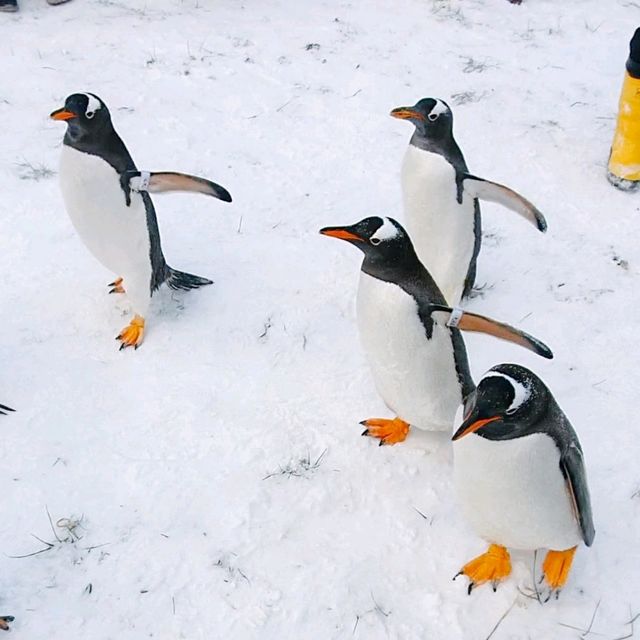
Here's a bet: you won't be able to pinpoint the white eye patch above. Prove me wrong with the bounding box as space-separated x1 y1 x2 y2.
83 93 102 118
428 99 449 120
483 372 530 414
370 217 400 243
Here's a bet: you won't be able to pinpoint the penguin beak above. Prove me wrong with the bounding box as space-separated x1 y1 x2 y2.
319 226 365 242
50 108 77 121
390 107 425 121
452 414 501 441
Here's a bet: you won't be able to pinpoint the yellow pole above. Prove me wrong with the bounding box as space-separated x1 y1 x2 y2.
608 28 640 191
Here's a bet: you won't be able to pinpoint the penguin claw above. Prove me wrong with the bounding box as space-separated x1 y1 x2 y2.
0 616 14 631
541 547 576 597
107 277 125 294
358 417 410 445
456 545 512 594
116 315 145 350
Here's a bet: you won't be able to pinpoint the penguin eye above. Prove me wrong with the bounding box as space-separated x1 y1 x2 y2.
370 237 382 246
428 112 439 122
86 111 95 119
506 407 518 416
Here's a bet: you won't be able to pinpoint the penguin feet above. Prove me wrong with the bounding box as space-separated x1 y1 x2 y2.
0 616 14 631
108 277 125 294
116 315 145 350
455 544 512 594
541 546 577 600
359 417 410 446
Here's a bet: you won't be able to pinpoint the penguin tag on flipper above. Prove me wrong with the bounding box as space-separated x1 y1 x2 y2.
461 174 547 232
430 305 553 359
446 307 464 328
126 170 232 202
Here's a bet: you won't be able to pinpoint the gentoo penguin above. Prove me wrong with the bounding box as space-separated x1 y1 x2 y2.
0 403 14 416
50 93 232 349
320 216 552 445
452 364 594 598
390 98 546 305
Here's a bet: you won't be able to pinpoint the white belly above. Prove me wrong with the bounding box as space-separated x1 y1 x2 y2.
59 145 152 281
453 432 582 550
356 272 463 430
401 145 476 305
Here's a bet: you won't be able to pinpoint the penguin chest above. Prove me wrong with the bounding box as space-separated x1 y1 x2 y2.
59 145 152 277
356 273 463 430
401 145 476 304
453 433 582 550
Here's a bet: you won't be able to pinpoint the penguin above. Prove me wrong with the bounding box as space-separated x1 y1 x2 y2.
452 363 594 598
320 216 552 445
50 93 232 350
0 403 14 416
390 97 546 305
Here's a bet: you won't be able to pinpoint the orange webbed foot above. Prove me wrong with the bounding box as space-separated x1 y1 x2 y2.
108 277 125 294
455 544 512 594
0 616 14 631
359 417 410 445
541 546 577 600
116 315 145 350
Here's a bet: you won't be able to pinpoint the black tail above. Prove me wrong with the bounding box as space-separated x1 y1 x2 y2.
0 403 15 416
167 268 213 291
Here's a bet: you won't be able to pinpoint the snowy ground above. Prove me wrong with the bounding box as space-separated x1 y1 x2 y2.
1 0 639 638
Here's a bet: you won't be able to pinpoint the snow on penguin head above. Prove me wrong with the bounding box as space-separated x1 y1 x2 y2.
482 371 531 415
469 363 544 426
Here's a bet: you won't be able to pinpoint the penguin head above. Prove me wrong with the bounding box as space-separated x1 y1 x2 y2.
390 97 453 139
452 364 547 442
320 216 415 265
50 93 111 143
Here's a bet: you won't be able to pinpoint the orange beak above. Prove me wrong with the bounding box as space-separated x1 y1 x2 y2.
390 107 425 121
50 108 77 121
451 416 501 441
319 227 364 242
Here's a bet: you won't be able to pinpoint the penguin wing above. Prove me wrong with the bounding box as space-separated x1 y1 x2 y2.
127 171 232 203
461 174 547 232
0 403 15 415
561 442 595 546
429 305 553 359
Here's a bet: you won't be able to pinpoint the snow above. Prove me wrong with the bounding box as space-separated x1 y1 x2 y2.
0 0 639 638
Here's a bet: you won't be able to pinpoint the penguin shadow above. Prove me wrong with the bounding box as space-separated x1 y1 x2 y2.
107 281 209 332
395 427 453 460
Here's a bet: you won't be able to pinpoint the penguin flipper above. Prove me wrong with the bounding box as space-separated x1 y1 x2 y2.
0 403 15 415
429 305 553 359
127 171 232 203
561 443 595 547
461 174 547 232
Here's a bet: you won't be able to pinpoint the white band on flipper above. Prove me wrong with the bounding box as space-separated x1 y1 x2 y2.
130 171 151 192
447 307 464 328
